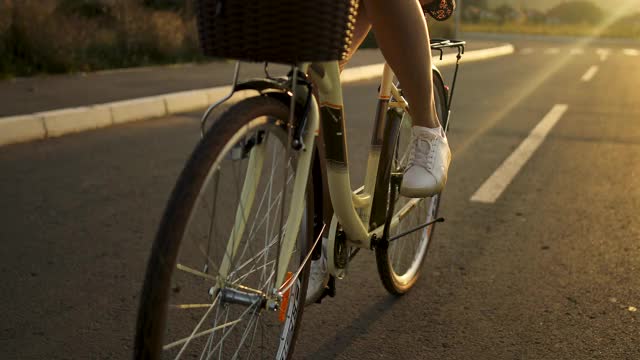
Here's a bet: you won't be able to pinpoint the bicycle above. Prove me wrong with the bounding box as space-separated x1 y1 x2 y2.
133 6 464 358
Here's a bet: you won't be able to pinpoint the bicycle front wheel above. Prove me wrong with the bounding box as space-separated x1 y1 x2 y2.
135 96 313 359
375 74 448 295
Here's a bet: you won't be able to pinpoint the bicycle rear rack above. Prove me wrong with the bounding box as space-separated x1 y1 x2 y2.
430 39 465 115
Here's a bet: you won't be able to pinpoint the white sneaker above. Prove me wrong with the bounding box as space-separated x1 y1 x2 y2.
400 126 451 198
305 237 329 305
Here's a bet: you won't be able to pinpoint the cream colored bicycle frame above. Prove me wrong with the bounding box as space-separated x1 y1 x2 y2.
218 60 419 289
275 60 420 285
306 61 426 278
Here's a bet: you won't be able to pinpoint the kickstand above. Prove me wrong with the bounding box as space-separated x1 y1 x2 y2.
314 275 337 304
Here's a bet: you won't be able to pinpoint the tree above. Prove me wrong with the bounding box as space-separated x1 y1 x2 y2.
465 0 490 10
494 4 515 24
546 1 603 25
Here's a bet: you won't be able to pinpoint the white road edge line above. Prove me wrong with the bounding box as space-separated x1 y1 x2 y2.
581 65 599 82
0 44 515 148
341 44 515 83
470 104 569 204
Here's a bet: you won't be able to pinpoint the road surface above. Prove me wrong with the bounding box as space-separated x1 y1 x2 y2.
1 37 638 359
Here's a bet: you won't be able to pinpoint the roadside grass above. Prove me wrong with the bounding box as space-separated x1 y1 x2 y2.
461 23 640 40
0 1 203 78
0 0 456 79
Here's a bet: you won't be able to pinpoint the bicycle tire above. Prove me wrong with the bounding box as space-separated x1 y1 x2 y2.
134 96 313 359
375 72 448 295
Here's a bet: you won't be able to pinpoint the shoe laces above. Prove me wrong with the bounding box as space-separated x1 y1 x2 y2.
407 132 437 172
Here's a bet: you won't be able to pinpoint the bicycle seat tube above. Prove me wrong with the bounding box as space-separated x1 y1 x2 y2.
308 61 370 247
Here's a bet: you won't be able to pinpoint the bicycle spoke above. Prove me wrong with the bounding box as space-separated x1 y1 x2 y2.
218 306 230 358
164 318 243 352
207 302 258 356
244 311 261 359
262 144 279 289
166 291 220 356
259 268 276 292
231 259 276 287
228 237 278 281
234 192 283 278
204 169 222 273
199 331 214 360
170 304 216 310
230 308 260 359
227 156 249 272
176 263 217 282
236 149 284 269
229 218 289 284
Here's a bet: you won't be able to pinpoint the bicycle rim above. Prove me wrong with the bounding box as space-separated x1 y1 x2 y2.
375 75 447 294
135 96 312 359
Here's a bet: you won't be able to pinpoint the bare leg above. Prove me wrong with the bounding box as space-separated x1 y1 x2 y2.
354 0 439 129
340 0 451 199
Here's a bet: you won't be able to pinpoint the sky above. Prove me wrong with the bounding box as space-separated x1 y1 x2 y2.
487 0 640 12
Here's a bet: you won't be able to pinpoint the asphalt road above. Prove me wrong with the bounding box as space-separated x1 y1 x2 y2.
1 38 639 359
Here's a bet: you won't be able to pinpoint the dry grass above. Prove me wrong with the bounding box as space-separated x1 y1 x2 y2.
0 1 457 78
0 0 201 77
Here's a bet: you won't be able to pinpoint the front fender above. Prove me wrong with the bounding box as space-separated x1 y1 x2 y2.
235 78 331 241
235 78 291 94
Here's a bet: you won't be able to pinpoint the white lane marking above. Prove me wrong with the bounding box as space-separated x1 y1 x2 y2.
596 48 611 61
545 48 560 55
569 48 584 55
520 48 534 55
581 65 599 82
470 104 569 204
623 48 640 56
340 44 516 83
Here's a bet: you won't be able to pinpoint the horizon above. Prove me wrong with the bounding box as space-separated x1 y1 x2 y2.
487 0 640 13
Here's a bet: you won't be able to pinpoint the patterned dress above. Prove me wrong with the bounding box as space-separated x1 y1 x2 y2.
424 0 456 21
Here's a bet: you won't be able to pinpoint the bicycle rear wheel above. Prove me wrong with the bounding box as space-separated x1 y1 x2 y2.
375 73 448 295
134 96 313 359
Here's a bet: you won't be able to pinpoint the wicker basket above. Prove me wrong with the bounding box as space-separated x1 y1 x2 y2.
196 0 359 64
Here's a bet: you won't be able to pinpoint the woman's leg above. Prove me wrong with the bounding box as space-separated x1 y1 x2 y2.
307 1 447 304
358 0 450 197
360 0 439 129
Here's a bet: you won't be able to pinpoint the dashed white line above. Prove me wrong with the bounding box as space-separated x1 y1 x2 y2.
596 48 611 61
470 104 569 204
515 48 638 57
581 65 599 82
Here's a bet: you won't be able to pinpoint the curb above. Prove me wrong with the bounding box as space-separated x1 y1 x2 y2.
0 44 514 148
